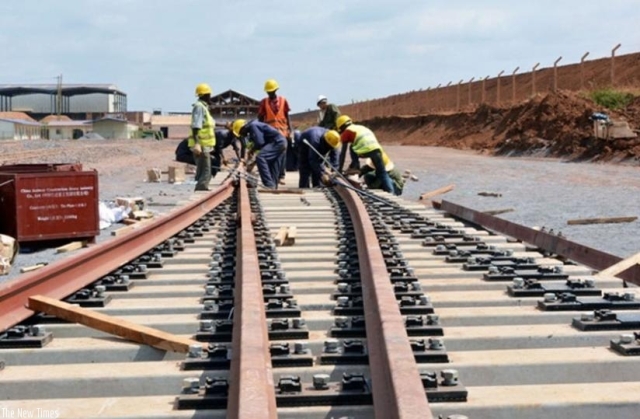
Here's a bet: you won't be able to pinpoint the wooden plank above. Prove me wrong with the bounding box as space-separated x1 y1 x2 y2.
55 241 86 254
419 184 455 201
567 216 637 226
597 251 640 278
483 208 515 216
258 188 305 195
284 226 297 246
20 263 48 273
27 295 200 353
274 227 288 246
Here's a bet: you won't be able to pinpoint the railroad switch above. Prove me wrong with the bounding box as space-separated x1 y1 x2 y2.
572 309 640 331
0 325 53 348
483 265 567 282
539 292 639 311
610 332 640 356
423 237 483 248
421 370 468 402
411 229 467 240
93 274 134 292
65 286 111 307
507 278 601 298
446 248 513 263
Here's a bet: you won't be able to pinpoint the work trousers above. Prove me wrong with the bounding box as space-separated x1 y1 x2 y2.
194 146 213 191
298 146 324 188
256 139 287 188
357 149 394 194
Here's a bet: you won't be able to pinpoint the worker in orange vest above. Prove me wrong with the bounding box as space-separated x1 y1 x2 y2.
258 79 294 184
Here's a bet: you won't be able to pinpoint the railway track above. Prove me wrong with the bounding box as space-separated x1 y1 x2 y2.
0 171 639 418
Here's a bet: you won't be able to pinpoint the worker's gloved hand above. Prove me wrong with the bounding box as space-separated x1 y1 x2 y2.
191 143 202 157
221 158 229 167
320 173 333 187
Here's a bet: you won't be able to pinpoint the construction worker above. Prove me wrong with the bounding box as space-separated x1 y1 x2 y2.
316 95 341 130
360 155 404 196
258 79 293 183
231 119 286 189
297 127 341 188
336 115 395 194
213 127 242 169
189 83 216 191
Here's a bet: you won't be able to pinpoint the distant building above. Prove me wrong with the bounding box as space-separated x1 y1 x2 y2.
41 115 90 140
92 117 138 139
0 84 127 120
209 89 259 123
0 112 41 140
150 114 191 139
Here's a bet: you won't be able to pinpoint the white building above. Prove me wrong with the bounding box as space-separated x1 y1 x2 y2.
0 112 41 140
92 117 138 139
41 115 90 140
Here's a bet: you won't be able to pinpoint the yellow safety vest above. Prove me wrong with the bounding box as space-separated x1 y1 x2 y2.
188 101 216 148
348 124 381 155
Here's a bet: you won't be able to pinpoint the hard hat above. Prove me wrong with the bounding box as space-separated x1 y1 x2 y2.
195 83 212 97
232 119 247 137
336 115 352 131
324 130 341 149
317 95 328 105
264 79 279 93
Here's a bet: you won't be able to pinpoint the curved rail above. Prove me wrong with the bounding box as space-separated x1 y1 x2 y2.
227 177 278 418
335 181 434 419
0 180 234 332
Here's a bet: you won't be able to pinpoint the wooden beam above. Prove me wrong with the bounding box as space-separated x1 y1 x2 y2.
111 219 154 237
55 241 86 254
567 216 637 226
274 227 288 246
285 226 297 246
28 296 200 353
20 263 48 273
419 184 455 201
258 188 305 195
596 251 640 278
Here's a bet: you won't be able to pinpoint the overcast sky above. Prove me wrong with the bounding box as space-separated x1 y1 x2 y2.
1 0 638 113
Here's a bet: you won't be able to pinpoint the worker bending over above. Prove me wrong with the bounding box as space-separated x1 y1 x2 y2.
360 155 404 196
316 95 341 130
336 115 395 194
189 83 216 191
231 119 286 189
259 79 294 183
176 129 241 178
296 127 341 188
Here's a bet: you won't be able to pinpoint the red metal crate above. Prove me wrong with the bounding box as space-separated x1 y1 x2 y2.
0 164 99 243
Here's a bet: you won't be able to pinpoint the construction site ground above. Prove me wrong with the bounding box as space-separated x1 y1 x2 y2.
1 137 639 284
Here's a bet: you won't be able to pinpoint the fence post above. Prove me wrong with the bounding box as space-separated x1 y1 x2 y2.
511 66 520 103
481 75 489 104
553 56 563 92
468 77 475 106
497 70 505 105
580 52 590 90
611 43 621 86
532 63 540 97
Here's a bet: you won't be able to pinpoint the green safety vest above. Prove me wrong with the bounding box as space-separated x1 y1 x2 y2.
188 101 216 148
349 124 381 155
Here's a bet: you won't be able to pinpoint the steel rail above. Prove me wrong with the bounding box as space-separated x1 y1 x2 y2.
0 181 234 332
227 178 277 418
335 180 433 419
437 199 640 285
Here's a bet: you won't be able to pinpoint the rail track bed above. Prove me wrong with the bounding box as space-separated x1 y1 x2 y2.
0 172 638 419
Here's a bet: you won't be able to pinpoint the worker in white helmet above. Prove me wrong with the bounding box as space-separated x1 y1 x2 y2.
316 95 341 130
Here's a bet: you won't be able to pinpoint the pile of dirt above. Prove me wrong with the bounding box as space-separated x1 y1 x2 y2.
367 91 640 162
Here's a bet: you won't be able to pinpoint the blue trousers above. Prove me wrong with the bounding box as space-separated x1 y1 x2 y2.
298 145 323 188
357 149 394 194
256 139 286 188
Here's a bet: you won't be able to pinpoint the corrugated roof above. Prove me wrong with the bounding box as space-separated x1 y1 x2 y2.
0 112 38 123
46 120 90 127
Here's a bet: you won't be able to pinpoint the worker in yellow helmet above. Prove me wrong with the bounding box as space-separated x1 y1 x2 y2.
295 127 341 188
189 83 216 191
360 152 404 196
336 115 395 194
259 79 294 184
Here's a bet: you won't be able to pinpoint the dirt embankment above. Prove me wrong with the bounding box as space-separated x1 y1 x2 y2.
367 91 640 162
